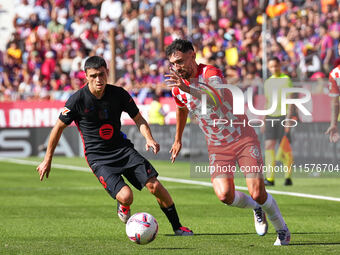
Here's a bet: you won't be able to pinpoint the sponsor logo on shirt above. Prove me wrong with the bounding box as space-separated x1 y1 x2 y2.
99 123 114 140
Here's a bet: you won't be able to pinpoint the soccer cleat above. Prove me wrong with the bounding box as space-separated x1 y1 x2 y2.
264 178 275 186
253 207 268 236
274 226 291 246
117 202 131 224
284 178 293 186
174 226 194 236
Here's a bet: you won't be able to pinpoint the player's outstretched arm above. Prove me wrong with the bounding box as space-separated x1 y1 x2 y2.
36 119 68 181
165 68 219 107
170 106 188 163
325 96 340 143
133 112 160 154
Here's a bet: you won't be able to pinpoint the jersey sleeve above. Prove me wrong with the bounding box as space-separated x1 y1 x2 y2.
59 94 79 125
171 87 186 108
329 74 340 97
120 88 140 118
204 66 224 86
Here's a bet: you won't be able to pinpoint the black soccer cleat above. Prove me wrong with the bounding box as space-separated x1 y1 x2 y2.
174 226 194 236
284 178 293 186
264 178 275 186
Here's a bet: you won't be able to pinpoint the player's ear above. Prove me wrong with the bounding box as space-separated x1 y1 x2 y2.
84 70 90 80
190 50 195 60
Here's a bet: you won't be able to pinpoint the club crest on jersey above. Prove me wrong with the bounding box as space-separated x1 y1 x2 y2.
62 107 70 116
249 145 260 159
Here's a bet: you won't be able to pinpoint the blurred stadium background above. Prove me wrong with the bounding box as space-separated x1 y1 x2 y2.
0 0 339 163
1 1 340 254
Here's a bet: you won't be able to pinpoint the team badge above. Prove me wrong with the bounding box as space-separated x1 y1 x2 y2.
249 145 260 159
62 107 70 116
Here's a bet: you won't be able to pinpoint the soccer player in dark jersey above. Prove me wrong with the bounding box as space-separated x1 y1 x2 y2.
165 39 290 245
36 56 193 236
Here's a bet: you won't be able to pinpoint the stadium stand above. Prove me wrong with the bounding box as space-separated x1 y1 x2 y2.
0 0 339 102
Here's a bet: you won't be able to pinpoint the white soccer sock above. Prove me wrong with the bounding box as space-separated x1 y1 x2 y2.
230 191 258 209
260 193 286 231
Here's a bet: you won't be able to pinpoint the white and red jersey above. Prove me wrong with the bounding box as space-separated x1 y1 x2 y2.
329 65 340 97
172 64 258 148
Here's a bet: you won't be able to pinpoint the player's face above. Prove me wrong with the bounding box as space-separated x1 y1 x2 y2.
168 50 196 79
86 66 108 97
268 60 281 77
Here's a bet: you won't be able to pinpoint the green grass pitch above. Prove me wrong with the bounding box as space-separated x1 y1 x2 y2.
1 157 340 254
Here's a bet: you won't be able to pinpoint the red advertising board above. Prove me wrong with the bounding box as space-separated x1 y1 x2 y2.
0 98 178 127
0 95 331 128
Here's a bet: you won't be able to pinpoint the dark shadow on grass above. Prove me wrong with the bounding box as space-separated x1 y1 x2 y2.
164 233 255 237
290 242 340 246
292 232 340 235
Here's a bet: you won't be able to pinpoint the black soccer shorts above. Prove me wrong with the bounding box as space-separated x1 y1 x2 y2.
265 115 291 142
90 148 158 199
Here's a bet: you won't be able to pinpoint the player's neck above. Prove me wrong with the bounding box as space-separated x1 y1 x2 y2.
191 63 199 79
272 73 282 78
89 86 105 99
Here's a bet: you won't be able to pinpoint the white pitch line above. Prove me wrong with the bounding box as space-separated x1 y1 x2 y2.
1 157 340 202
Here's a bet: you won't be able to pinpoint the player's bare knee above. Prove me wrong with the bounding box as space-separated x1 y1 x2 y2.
216 190 234 205
118 194 133 205
250 190 266 204
116 186 133 205
145 177 160 195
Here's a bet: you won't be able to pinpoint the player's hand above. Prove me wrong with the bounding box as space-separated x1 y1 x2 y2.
164 68 189 93
325 125 340 143
169 141 182 163
146 139 160 154
36 160 51 181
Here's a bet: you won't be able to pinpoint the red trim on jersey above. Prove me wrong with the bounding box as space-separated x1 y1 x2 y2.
172 87 186 107
75 120 96 176
329 65 340 96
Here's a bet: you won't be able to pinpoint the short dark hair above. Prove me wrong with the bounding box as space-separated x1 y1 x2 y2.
84 56 107 72
165 39 194 58
268 56 280 64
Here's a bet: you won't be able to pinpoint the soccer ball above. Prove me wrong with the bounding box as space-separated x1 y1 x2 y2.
126 212 158 245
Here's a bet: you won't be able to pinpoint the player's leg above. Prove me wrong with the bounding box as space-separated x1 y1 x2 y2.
264 139 276 185
241 148 290 245
116 185 133 223
264 116 278 185
277 131 293 186
244 175 268 236
237 143 269 236
124 159 193 236
256 185 290 245
92 164 133 223
145 176 193 236
145 176 173 207
212 174 259 209
210 158 258 209
116 185 133 206
246 176 291 245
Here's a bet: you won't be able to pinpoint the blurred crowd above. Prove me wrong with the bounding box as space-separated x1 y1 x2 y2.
0 0 339 102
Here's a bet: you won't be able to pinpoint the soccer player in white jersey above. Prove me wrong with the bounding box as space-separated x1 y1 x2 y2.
165 39 290 245
326 42 340 143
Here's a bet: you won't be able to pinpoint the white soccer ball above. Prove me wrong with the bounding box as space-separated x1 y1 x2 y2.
126 212 158 245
